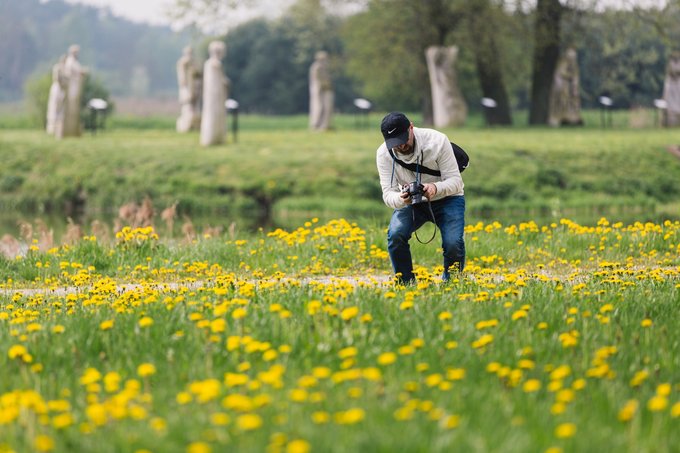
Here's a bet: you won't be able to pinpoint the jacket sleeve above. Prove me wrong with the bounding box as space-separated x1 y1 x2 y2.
432 134 464 198
376 147 407 209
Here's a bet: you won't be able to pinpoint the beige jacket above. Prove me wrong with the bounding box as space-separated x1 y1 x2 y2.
376 126 464 209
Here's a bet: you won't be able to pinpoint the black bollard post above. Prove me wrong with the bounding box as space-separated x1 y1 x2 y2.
226 98 239 143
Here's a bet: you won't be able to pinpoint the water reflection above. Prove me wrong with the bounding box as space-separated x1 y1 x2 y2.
1 204 676 245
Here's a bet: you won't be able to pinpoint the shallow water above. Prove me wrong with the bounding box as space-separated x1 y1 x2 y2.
1 203 675 244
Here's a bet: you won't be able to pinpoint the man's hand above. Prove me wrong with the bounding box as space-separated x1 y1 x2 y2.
400 187 412 205
423 183 437 200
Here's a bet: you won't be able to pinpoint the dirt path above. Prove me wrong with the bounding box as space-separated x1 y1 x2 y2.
0 275 395 298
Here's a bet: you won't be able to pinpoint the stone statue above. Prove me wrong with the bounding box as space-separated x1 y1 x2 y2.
309 51 334 131
176 46 202 132
46 55 67 135
425 46 467 128
549 47 583 127
663 51 680 127
59 44 89 138
200 41 229 146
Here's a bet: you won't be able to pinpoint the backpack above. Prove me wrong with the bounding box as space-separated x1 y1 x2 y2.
388 142 469 177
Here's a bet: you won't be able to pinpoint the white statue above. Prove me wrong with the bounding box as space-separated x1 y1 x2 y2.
59 45 89 138
549 47 583 127
309 51 334 131
46 55 67 135
425 46 467 128
663 51 680 127
200 41 229 146
176 46 202 132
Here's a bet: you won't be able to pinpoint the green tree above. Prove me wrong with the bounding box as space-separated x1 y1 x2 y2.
343 0 514 124
222 2 357 114
467 0 513 125
528 0 564 125
577 9 667 108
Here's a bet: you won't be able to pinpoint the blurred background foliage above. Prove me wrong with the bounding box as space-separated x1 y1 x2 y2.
3 0 680 123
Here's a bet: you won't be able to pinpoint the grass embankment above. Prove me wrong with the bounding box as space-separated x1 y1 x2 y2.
0 217 679 452
1 114 679 231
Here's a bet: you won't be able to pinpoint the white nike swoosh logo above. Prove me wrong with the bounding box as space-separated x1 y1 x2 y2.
388 128 397 134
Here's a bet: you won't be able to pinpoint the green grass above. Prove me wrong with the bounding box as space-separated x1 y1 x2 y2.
0 217 679 452
1 112 679 237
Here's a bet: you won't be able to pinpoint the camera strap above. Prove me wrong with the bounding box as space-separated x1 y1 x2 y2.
388 148 441 176
413 200 438 244
412 158 437 244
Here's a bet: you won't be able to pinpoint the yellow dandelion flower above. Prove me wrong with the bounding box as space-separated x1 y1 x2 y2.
438 311 452 321
341 306 359 321
647 395 668 412
138 317 153 328
472 334 494 349
338 347 357 359
618 400 638 422
210 412 231 426
656 383 671 396
523 379 541 393
334 407 365 425
232 308 247 320
400 300 414 310
311 411 330 424
377 352 397 366
137 363 156 378
236 413 263 431
52 413 74 429
440 414 460 430
641 318 653 327
446 368 465 381
286 440 311 453
671 402 680 418
79 368 102 385
554 422 576 438
394 407 414 421
34 435 54 452
176 392 192 405
8 344 28 359
186 442 211 453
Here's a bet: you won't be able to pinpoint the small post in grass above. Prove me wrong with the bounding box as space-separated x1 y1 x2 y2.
226 98 239 143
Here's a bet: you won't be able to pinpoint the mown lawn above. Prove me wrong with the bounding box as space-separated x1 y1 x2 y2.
1 115 680 232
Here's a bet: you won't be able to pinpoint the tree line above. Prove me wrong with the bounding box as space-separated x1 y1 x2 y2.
215 0 679 124
0 0 190 101
6 0 680 126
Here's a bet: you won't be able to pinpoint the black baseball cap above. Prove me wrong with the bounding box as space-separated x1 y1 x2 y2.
381 112 410 149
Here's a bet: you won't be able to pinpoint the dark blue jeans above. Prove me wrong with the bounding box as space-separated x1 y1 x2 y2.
387 195 465 283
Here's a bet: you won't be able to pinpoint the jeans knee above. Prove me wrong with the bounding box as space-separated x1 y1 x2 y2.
387 227 410 247
443 237 465 258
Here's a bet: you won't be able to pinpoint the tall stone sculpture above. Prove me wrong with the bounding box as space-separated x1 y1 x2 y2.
309 51 334 131
176 46 202 132
46 55 67 135
425 46 467 128
200 41 229 146
548 47 583 127
59 45 89 138
663 51 680 127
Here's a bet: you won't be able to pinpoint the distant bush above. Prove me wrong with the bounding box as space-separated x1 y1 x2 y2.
23 70 114 129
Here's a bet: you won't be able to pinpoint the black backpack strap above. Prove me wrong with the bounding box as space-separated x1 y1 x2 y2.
387 148 441 177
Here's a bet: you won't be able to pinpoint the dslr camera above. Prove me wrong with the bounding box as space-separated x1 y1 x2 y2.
403 182 426 204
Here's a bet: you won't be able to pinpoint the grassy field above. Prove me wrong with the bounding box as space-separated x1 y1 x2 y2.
0 113 679 451
1 112 680 238
0 216 679 452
